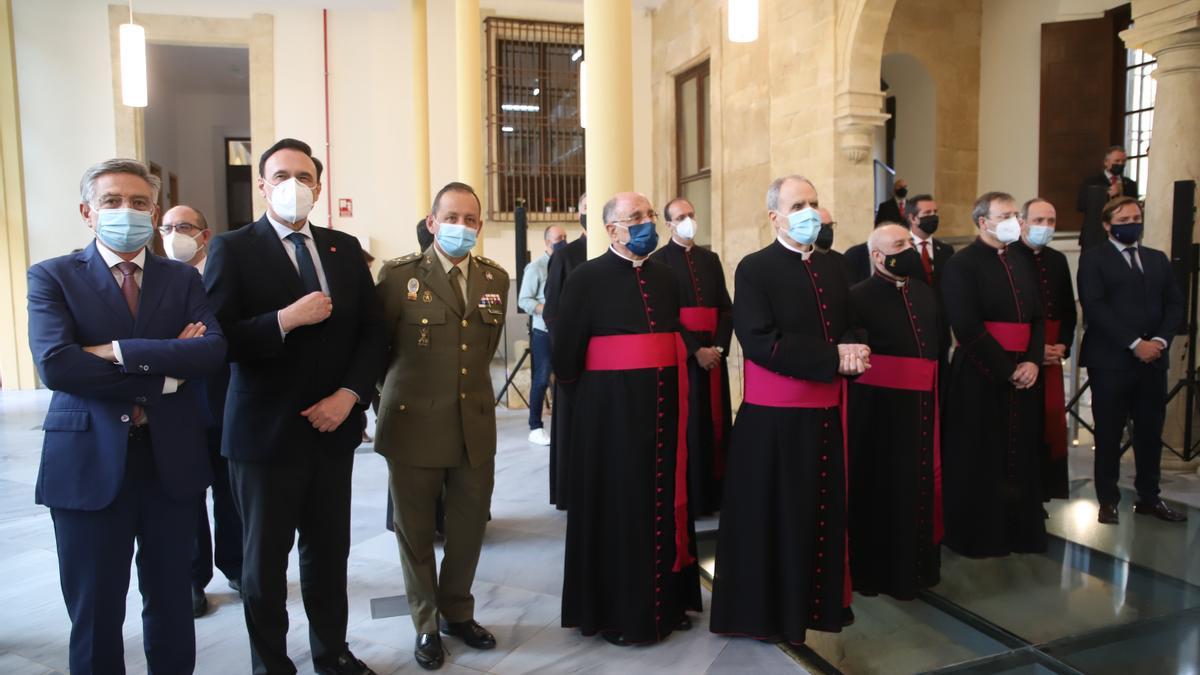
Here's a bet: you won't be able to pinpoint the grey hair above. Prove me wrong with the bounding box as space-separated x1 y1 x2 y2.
578 192 587 211
868 222 905 253
79 159 161 204
765 175 816 212
1104 145 1126 159
1020 197 1052 220
601 196 619 225
971 191 1015 227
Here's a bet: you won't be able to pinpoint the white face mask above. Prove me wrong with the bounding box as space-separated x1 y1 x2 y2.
268 177 315 224
674 217 696 240
163 230 202 263
991 216 1022 245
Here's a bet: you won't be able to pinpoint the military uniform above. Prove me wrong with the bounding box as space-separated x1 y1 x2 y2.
375 245 508 634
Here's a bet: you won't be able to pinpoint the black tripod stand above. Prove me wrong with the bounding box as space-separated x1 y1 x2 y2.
495 318 532 407
1159 240 1200 462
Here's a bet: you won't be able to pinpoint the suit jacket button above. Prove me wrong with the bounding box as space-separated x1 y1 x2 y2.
120 414 131 423
140 365 149 371
460 393 466 400
461 319 468 327
461 368 468 375
461 344 468 351
399 404 407 411
135 396 146 403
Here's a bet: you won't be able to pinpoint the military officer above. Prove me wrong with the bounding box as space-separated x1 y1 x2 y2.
375 181 508 671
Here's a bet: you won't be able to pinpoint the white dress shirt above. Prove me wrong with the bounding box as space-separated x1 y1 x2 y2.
912 230 934 263
1108 238 1166 350
268 214 330 294
94 242 179 395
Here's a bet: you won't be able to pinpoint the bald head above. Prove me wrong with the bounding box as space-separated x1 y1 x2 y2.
868 223 914 278
161 204 212 266
604 192 657 258
163 205 207 231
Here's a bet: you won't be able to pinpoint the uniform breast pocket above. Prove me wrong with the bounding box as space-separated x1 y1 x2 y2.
402 308 446 349
403 308 447 327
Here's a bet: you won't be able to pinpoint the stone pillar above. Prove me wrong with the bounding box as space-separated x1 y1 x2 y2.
583 0 634 259
0 0 35 389
1122 3 1200 471
412 0 431 221
455 0 484 253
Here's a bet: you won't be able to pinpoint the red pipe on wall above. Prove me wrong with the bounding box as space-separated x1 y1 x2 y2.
323 8 333 228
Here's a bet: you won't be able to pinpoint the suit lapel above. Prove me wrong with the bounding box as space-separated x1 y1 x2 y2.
418 251 464 317
251 218 305 299
133 253 169 336
310 226 342 301
80 242 135 333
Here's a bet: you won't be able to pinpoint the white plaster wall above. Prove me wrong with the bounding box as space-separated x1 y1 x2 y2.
881 53 935 197
977 0 1126 200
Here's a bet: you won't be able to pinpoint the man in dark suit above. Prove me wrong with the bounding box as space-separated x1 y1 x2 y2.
1078 196 1186 525
903 194 954 291
27 159 227 674
1077 146 1139 215
874 177 908 225
204 138 386 675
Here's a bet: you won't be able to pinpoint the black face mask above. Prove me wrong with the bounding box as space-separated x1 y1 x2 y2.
551 239 568 253
579 213 587 229
881 247 924 279
895 187 909 199
917 214 939 235
1110 221 1143 245
1110 163 1126 176
815 224 834 251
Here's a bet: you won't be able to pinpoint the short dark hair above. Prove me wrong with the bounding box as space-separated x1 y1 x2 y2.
430 181 481 217
972 191 1015 227
904 194 934 221
663 197 689 223
259 138 323 181
1101 196 1141 224
1105 145 1126 159
1020 197 1052 220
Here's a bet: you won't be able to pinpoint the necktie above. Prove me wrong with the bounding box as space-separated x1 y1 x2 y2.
117 261 140 318
919 241 933 284
447 266 466 315
286 232 322 294
1124 247 1143 275
116 261 145 424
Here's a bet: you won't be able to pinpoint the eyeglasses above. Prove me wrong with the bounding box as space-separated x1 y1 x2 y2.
158 223 205 235
614 210 659 226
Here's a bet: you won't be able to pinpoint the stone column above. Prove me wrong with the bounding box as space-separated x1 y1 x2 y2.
0 0 35 389
1122 3 1200 472
455 0 484 253
583 0 634 259
412 0 431 221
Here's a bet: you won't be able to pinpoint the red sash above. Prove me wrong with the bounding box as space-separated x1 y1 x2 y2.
1043 319 1067 460
678 307 727 478
854 355 944 543
984 321 1031 353
743 359 851 605
584 332 694 572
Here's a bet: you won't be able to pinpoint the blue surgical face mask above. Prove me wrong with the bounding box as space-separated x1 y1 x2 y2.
436 221 477 258
784 207 822 246
618 221 659 257
95 207 154 253
1026 225 1054 248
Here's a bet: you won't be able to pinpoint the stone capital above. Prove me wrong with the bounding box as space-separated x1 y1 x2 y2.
834 89 890 163
1121 0 1200 56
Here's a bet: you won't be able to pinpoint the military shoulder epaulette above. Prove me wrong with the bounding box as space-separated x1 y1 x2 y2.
385 252 422 267
475 255 505 271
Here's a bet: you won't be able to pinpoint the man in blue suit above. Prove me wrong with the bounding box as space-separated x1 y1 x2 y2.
1078 196 1186 525
26 159 228 674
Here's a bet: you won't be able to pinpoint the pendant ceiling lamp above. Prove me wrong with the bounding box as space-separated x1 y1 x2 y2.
728 0 759 44
120 0 147 107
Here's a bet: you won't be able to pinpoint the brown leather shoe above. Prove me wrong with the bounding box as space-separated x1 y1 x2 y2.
1098 504 1119 525
1134 499 1187 522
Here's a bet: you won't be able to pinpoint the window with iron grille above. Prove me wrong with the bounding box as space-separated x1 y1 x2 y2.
485 17 585 222
1123 47 1155 200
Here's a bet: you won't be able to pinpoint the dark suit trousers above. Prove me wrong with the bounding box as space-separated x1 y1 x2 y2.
193 426 243 591
230 448 354 675
1090 365 1166 505
51 431 198 675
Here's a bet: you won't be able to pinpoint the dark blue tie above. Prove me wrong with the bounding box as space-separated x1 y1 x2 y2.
287 232 322 294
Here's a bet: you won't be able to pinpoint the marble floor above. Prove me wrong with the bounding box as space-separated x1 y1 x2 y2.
0 389 803 675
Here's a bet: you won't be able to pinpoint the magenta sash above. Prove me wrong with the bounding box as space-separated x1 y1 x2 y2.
679 307 727 478
984 321 1031 353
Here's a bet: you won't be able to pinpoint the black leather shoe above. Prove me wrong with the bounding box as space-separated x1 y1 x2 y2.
415 633 445 670
1098 504 1119 524
192 587 208 618
315 650 375 675
440 619 496 650
228 578 241 594
676 615 693 631
1135 499 1187 522
600 630 629 646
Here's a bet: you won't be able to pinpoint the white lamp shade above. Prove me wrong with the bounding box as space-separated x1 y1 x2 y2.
728 0 759 43
579 60 587 130
119 23 147 108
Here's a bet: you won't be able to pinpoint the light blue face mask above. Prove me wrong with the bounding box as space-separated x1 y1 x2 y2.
785 207 822 246
96 208 155 253
436 222 478 258
1026 225 1054 248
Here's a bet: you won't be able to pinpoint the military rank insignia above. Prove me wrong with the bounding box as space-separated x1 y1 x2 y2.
418 326 430 347
478 293 504 313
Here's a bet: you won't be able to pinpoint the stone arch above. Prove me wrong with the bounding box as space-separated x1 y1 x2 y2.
835 0 898 162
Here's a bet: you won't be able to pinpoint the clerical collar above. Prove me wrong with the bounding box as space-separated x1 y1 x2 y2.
875 270 907 288
671 236 694 251
609 245 645 268
776 235 813 260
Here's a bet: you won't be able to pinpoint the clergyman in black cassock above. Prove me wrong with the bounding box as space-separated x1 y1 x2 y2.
847 224 943 600
650 198 733 516
553 193 701 645
711 176 869 645
1011 199 1077 502
941 193 1047 558
544 206 588 510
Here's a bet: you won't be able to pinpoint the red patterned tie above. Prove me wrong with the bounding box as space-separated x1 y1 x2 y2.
116 262 145 424
920 241 933 284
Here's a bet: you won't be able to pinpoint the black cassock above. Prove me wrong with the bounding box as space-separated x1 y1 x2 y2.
1012 241 1077 501
711 241 859 644
553 249 701 644
649 240 733 516
942 239 1047 558
847 274 942 600
544 234 588 510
